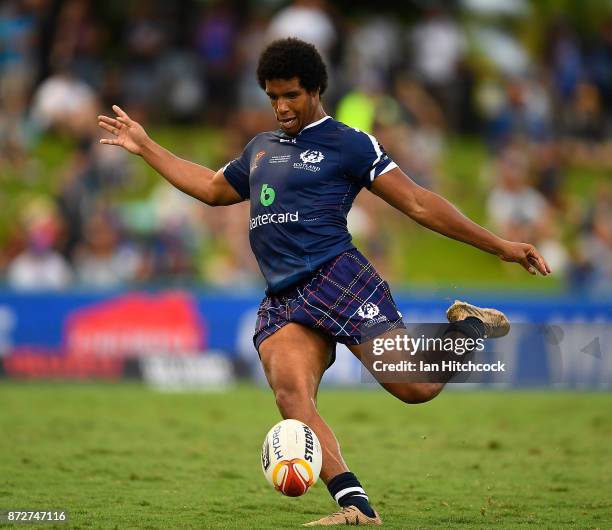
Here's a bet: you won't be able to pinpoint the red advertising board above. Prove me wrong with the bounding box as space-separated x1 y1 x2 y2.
65 292 206 358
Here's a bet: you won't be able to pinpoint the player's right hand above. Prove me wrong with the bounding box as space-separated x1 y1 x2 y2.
97 105 149 155
498 240 551 276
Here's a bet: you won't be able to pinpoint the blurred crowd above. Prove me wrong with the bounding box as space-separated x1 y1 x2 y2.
0 0 610 294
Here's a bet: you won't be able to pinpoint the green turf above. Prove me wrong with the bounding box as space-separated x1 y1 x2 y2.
1 383 610 529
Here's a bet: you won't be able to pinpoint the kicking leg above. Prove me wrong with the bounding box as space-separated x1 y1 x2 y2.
349 331 446 404
350 300 510 404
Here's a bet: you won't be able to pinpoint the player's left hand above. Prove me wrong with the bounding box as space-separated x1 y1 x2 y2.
498 241 551 276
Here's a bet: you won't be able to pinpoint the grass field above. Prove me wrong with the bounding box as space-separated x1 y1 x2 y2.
1 383 611 529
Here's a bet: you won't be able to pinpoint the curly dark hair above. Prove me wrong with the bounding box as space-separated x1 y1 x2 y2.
257 38 328 95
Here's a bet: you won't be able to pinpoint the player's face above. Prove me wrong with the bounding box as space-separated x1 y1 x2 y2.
265 78 322 136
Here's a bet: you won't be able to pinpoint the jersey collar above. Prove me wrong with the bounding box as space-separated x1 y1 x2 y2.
298 115 331 135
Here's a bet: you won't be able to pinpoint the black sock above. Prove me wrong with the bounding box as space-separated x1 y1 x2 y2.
327 471 375 517
445 316 486 340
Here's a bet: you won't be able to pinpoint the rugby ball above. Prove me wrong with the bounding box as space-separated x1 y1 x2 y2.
261 419 322 497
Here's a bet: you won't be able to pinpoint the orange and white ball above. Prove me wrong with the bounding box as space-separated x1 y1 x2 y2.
261 419 322 496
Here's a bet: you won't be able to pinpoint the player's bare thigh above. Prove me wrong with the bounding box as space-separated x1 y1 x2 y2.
348 328 444 404
258 322 335 403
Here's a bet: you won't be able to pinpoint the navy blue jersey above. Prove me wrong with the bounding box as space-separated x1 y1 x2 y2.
223 116 397 293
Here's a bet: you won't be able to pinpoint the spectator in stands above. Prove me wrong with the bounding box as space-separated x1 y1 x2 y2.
266 0 337 64
7 199 73 291
344 15 401 93
0 0 40 76
194 1 239 124
408 5 466 129
486 147 550 238
546 16 583 109
30 59 99 139
486 76 552 151
561 79 612 167
236 14 269 102
587 18 612 120
0 0 45 167
0 63 31 168
55 133 132 260
120 0 169 122
570 185 612 293
390 76 446 189
73 210 140 288
531 140 565 210
49 0 105 90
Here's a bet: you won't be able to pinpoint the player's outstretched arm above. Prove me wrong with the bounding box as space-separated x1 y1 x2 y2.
372 168 551 276
97 105 243 206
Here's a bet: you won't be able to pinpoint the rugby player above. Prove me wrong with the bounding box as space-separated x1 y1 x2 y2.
98 38 550 526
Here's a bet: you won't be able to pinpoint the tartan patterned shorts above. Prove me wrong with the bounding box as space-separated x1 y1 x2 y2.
253 248 404 362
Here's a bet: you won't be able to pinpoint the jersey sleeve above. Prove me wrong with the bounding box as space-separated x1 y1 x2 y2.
340 128 398 188
222 137 257 200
